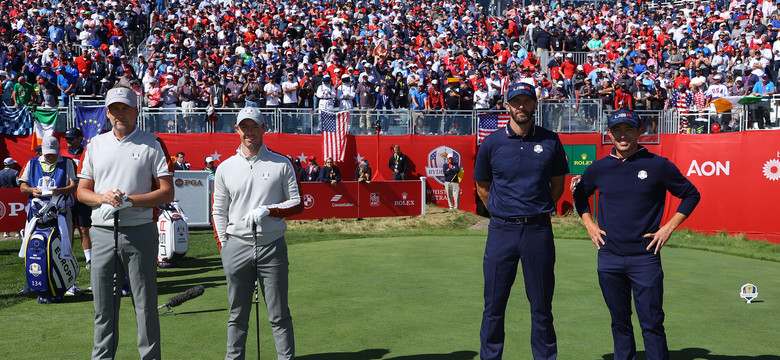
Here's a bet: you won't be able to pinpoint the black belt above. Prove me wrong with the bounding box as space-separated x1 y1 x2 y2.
493 214 550 225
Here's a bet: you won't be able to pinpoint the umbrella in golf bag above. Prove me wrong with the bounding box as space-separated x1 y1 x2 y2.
19 195 79 304
157 201 189 268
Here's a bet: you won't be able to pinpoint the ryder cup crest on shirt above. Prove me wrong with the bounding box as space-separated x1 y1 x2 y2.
534 145 543 153
638 170 648 180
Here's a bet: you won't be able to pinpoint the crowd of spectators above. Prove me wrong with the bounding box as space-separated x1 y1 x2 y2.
2 0 780 132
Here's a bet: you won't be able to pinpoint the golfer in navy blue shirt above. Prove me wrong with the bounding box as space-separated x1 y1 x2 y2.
473 82 569 360
572 109 700 360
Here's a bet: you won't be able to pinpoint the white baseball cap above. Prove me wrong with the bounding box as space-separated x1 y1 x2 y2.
236 107 265 126
41 136 60 155
205 156 214 163
3 157 15 165
446 153 453 158
105 87 138 108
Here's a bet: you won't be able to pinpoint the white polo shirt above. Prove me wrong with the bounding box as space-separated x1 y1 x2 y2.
78 128 173 227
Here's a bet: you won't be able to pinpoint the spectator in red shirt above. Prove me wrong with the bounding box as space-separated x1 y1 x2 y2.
74 49 93 74
521 52 538 71
614 83 633 110
673 70 691 90
548 53 563 87
426 79 445 110
560 53 578 97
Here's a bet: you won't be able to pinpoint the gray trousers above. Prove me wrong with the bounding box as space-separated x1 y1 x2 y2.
90 223 160 360
445 181 460 210
221 237 294 360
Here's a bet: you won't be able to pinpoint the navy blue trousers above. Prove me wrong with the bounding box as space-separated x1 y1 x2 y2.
597 251 669 360
480 217 557 360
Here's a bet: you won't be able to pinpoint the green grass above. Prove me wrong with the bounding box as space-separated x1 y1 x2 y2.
1 217 780 359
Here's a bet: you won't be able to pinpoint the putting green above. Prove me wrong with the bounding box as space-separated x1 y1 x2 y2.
1 236 779 359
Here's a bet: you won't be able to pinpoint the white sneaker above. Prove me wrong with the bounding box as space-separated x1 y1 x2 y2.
85 260 91 269
66 285 85 296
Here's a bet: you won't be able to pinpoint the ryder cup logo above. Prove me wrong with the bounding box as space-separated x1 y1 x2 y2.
638 170 648 180
534 145 543 154
424 146 461 185
303 194 315 209
0 202 5 220
740 283 758 303
29 263 42 277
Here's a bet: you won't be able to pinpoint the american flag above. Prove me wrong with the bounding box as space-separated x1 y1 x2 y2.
321 110 350 162
477 113 510 144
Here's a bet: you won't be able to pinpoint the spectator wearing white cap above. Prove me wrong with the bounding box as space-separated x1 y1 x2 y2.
18 136 80 289
316 75 337 110
560 53 578 98
0 156 19 188
337 73 356 110
204 156 217 179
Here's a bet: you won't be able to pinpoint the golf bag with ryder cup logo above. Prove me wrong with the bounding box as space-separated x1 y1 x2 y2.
157 201 189 268
18 195 79 304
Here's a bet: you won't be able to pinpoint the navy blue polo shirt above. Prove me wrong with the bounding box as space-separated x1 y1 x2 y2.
473 124 569 218
573 147 701 256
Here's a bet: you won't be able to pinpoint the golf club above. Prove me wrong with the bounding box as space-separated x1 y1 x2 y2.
112 212 119 356
252 222 261 360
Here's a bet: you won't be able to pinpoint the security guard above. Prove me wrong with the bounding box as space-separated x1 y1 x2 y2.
473 82 569 360
572 109 700 360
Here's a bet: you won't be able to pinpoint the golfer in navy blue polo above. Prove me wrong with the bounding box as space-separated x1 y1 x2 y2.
572 109 700 360
474 82 569 360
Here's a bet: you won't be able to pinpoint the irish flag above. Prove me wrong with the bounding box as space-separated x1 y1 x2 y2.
30 108 58 150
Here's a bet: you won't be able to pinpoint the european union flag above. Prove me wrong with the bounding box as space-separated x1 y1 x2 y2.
0 103 32 135
75 106 107 145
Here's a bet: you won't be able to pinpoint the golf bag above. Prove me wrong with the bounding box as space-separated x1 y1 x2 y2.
157 201 189 267
19 195 79 304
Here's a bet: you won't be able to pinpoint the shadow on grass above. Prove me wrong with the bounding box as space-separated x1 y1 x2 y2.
296 349 390 360
157 277 225 297
386 350 478 359
296 350 478 360
602 348 780 360
156 266 223 278
161 308 227 316
180 257 223 268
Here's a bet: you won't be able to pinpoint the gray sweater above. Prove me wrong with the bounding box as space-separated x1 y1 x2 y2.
212 144 303 247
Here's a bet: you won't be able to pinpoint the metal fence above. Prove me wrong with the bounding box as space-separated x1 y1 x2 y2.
59 97 772 139
539 99 602 133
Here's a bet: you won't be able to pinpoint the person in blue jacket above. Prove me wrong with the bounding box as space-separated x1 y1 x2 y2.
572 109 701 360
441 153 461 210
318 157 341 185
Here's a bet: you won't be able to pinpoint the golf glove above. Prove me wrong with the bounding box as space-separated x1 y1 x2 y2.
241 206 270 228
99 200 133 220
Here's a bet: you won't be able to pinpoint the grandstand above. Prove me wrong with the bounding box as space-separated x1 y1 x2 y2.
1 0 780 238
